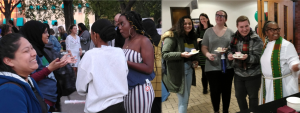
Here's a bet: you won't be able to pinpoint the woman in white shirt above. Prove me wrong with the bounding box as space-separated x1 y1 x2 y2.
76 19 128 113
259 21 300 104
66 25 82 76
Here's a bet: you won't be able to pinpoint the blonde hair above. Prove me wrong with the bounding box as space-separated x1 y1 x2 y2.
58 26 66 35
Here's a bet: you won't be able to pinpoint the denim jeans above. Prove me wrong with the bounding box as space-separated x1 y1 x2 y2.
234 74 261 111
176 62 193 113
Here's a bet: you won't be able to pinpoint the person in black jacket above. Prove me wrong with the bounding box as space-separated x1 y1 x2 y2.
114 13 125 48
8 20 19 33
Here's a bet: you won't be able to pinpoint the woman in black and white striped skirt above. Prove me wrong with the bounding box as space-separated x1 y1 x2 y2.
118 11 155 113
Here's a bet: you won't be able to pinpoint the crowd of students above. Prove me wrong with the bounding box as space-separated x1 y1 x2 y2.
0 11 162 113
161 10 300 113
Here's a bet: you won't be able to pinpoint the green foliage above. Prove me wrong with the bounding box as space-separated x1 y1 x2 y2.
22 0 161 25
22 0 86 22
132 0 161 24
85 0 120 21
86 0 161 23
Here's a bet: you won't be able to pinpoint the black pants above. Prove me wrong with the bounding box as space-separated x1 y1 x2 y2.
98 102 126 113
200 65 208 91
206 69 234 113
234 74 261 111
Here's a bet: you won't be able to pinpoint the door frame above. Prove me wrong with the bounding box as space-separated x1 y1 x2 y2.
257 0 293 43
170 7 190 26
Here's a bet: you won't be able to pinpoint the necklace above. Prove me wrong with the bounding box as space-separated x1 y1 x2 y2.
125 36 138 48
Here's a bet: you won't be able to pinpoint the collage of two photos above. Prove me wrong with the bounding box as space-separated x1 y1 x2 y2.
0 0 300 113
161 0 300 113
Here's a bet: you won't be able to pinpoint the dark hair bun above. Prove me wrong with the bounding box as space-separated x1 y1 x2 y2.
99 26 116 42
91 19 116 43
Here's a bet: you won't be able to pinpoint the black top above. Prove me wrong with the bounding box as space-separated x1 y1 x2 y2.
115 28 125 48
61 33 68 40
12 26 19 33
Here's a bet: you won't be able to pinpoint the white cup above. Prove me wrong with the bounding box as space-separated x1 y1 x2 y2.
286 97 300 111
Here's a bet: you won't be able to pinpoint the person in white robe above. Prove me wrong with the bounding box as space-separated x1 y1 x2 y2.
76 19 128 113
259 21 300 104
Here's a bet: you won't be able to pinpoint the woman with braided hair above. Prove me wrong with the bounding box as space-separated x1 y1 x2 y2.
118 11 155 113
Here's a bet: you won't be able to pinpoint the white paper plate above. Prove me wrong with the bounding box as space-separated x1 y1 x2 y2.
214 50 226 53
189 50 199 55
233 54 244 58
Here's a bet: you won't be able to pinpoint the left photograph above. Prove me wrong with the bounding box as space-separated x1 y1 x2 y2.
0 0 162 113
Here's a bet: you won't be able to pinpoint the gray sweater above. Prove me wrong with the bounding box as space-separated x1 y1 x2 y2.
79 30 91 51
201 27 234 72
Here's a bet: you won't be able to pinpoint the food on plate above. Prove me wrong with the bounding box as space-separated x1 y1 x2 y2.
191 49 197 53
235 52 242 57
197 38 202 41
217 47 223 51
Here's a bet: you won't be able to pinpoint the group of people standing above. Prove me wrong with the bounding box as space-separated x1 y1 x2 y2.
0 11 161 113
162 10 300 113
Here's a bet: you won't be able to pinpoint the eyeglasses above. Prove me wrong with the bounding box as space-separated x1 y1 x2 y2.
267 28 281 32
43 31 49 34
216 14 225 18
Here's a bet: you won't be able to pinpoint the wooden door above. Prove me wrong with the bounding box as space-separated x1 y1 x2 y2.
170 7 190 26
257 0 293 43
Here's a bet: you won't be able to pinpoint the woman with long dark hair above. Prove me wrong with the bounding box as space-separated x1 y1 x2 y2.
201 10 234 113
78 23 90 51
118 11 155 113
196 13 213 94
161 15 200 113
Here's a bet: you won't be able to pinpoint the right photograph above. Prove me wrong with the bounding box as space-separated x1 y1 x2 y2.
161 0 300 113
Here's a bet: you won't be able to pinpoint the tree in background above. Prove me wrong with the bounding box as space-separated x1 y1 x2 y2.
87 0 161 24
0 0 23 24
21 0 161 28
133 0 161 24
22 0 82 29
62 0 74 32
84 11 89 31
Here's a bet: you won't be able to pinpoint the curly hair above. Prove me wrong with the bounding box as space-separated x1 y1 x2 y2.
169 15 196 38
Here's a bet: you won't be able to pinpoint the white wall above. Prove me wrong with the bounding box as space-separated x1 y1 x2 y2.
162 0 258 33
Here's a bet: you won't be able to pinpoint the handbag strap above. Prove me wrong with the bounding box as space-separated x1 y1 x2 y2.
0 82 22 89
